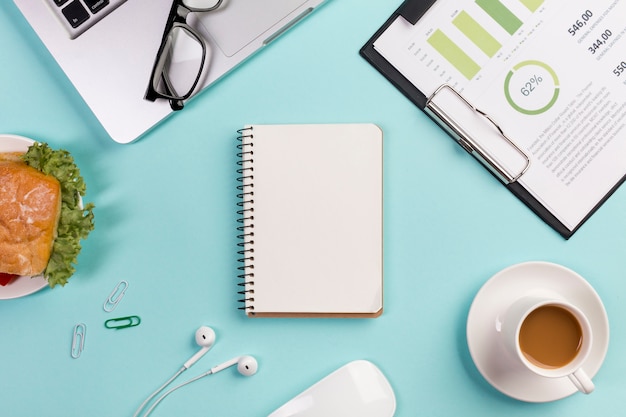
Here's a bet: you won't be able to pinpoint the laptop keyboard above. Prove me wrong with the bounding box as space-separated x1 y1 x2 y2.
45 0 128 39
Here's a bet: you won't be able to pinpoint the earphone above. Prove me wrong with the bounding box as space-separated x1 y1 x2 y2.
183 326 216 369
141 356 258 417
133 326 216 417
208 355 258 376
133 326 257 417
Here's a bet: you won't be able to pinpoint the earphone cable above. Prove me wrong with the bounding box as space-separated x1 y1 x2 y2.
132 366 186 417
141 371 214 417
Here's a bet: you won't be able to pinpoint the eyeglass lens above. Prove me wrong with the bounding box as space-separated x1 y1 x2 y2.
151 25 206 101
180 0 222 11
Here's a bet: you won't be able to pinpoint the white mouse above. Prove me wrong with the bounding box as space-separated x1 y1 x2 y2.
268 360 396 417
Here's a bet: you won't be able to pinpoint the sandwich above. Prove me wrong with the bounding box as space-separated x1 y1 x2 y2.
0 142 94 288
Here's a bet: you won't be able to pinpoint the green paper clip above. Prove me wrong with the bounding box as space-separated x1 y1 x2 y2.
105 315 141 330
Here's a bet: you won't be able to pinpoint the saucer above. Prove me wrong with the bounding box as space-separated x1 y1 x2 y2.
466 261 609 402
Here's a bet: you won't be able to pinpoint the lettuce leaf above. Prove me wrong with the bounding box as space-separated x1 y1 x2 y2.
21 142 95 288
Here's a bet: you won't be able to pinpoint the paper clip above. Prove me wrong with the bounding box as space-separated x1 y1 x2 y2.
71 323 86 359
103 280 129 312
105 315 141 330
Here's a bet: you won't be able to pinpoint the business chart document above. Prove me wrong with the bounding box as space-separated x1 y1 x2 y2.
373 0 626 232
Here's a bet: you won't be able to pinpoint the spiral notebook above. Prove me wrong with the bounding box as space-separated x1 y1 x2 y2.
236 124 383 318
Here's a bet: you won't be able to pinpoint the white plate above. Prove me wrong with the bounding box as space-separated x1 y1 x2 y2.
0 134 49 299
466 261 609 402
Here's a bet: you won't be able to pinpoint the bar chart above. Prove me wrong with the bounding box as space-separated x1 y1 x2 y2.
427 0 544 80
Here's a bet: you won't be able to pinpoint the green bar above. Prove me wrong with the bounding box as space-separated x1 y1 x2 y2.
427 29 481 79
453 11 501 57
519 0 543 12
476 0 523 35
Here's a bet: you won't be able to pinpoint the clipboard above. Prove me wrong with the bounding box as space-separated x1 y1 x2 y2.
360 0 626 239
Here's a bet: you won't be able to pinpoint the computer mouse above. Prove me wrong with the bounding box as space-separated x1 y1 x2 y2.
267 360 396 417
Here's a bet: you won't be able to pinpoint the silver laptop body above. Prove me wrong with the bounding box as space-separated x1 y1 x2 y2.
13 0 326 143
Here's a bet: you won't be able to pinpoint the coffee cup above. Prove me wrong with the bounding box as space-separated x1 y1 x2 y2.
501 296 594 394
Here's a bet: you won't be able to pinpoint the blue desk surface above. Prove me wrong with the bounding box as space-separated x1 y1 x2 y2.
1 1 626 416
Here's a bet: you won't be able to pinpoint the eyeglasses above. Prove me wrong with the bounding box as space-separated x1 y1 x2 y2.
144 0 223 111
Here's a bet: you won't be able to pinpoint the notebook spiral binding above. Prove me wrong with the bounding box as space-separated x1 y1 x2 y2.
236 127 255 313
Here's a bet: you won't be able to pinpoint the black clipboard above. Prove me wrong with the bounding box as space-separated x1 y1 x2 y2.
360 0 626 239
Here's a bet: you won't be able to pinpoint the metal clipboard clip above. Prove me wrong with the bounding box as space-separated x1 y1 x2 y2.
425 84 531 184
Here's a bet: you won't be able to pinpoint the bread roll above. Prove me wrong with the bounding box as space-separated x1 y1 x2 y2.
0 160 62 276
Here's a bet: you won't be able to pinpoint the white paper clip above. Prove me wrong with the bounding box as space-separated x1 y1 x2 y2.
103 280 129 312
71 323 86 359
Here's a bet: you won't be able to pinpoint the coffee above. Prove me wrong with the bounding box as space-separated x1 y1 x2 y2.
519 305 583 369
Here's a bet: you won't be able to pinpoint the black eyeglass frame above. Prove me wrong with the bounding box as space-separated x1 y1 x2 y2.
144 0 223 111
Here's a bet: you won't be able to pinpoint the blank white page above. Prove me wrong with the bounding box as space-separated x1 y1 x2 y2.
239 124 383 317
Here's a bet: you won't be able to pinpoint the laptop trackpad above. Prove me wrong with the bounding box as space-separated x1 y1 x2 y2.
196 0 308 57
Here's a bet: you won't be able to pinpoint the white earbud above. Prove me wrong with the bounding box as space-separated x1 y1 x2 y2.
209 355 258 376
138 355 259 417
183 326 216 369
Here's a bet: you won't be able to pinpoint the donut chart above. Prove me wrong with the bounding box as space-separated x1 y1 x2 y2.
504 60 560 115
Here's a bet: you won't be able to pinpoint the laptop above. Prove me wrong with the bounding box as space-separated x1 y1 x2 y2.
12 0 327 144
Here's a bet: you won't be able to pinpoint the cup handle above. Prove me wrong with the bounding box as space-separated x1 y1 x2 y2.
568 368 594 394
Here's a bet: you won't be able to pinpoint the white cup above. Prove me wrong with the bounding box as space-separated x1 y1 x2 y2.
501 296 594 394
